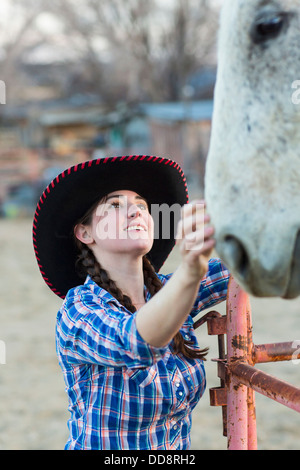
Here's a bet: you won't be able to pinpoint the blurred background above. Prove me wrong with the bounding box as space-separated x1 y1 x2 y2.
1 0 300 450
0 0 222 216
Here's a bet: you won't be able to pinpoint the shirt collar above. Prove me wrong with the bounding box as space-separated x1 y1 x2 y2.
84 275 124 308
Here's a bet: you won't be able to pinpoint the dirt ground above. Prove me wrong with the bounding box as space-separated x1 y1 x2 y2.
1 218 300 449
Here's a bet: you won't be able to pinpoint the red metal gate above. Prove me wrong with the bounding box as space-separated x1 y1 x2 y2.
195 277 300 450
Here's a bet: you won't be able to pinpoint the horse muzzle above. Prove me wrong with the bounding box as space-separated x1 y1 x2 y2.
216 230 300 299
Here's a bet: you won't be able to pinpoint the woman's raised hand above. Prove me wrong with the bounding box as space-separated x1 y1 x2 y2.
176 200 215 281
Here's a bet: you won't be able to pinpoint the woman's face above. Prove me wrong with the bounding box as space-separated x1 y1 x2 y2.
76 190 154 260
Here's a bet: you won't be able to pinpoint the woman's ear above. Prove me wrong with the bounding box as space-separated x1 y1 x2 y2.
74 223 94 245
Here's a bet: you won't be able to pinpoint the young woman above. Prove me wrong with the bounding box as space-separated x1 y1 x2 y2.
33 155 229 450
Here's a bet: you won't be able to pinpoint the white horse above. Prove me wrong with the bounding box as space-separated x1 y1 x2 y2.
205 0 300 298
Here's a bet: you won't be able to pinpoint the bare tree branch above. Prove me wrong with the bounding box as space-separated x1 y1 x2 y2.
0 0 220 103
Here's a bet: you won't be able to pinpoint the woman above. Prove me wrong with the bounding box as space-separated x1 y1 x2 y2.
33 155 229 450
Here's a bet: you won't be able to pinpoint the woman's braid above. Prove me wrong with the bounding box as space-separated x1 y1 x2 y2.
75 243 136 313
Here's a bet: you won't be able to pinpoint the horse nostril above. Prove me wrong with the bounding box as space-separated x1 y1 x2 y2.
222 235 250 280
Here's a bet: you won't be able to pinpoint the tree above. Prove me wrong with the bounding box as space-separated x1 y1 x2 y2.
0 0 220 104
0 1 43 102
50 0 219 101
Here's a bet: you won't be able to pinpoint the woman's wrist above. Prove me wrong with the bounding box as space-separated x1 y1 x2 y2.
176 260 205 287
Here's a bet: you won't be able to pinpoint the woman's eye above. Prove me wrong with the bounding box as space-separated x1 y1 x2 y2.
110 201 121 208
138 203 148 210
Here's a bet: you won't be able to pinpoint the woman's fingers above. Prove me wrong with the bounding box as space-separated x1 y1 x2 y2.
176 200 214 252
179 200 205 222
176 201 206 239
176 200 216 279
180 227 215 254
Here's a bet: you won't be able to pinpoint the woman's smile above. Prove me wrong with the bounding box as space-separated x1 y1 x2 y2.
124 224 147 232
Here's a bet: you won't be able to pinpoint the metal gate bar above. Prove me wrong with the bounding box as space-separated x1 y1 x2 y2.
231 362 300 413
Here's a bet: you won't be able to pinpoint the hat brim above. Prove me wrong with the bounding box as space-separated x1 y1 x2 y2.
32 155 189 298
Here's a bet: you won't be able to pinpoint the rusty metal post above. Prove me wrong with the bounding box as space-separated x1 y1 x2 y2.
245 295 257 450
226 277 258 450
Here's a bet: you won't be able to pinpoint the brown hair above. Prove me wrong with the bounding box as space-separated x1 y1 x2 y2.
74 198 208 360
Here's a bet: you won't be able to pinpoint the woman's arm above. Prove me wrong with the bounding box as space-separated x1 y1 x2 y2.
136 201 215 348
157 258 230 319
190 258 230 317
56 290 169 369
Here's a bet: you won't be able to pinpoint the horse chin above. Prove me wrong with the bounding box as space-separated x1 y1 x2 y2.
215 230 300 300
230 273 288 299
228 271 298 300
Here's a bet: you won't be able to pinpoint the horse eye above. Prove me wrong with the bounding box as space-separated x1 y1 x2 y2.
251 13 288 44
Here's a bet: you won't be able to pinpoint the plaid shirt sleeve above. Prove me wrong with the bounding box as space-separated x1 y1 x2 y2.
158 257 230 318
191 257 230 316
56 286 169 369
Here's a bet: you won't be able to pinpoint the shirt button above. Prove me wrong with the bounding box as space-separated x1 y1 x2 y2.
175 382 180 388
178 391 183 396
184 334 190 340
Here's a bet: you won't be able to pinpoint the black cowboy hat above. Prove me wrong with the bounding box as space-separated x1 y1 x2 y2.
32 155 189 298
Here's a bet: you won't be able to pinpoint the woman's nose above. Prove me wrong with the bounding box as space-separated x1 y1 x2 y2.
128 204 141 218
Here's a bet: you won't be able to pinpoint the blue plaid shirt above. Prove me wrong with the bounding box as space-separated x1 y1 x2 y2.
56 258 230 450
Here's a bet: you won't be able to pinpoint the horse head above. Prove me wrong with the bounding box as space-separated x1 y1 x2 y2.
205 0 300 298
